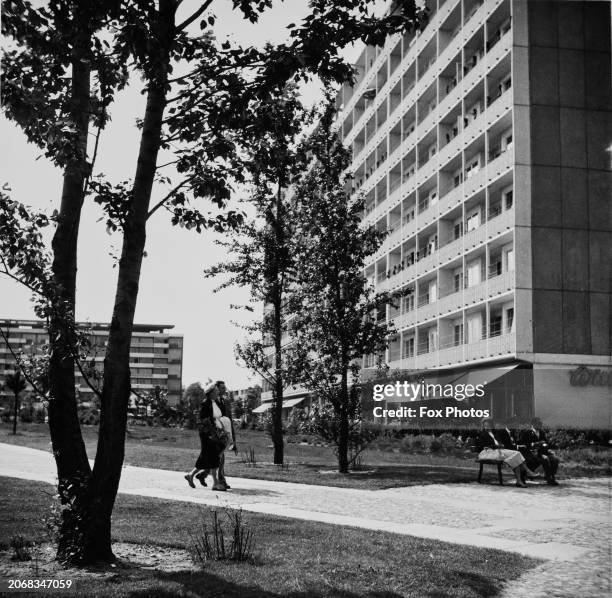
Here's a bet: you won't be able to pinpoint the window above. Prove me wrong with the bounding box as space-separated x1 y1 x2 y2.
467 314 482 342
466 211 480 231
504 190 513 210
404 337 415 357
489 257 502 278
506 307 514 333
454 172 463 187
454 271 464 292
428 329 438 351
465 157 480 178
466 259 482 287
490 315 502 337
454 221 464 239
428 280 438 302
454 324 464 345
403 293 415 312
505 248 515 272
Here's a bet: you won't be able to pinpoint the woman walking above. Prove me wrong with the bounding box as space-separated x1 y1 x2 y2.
184 382 228 491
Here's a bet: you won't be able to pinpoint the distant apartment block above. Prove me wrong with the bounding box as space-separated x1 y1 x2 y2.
0 319 184 405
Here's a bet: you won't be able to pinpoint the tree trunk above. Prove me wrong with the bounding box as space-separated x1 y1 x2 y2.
46 8 95 563
80 2 175 563
12 392 19 435
337 370 350 474
271 185 284 465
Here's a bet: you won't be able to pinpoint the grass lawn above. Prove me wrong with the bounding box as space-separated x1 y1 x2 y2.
0 476 538 597
1 423 608 489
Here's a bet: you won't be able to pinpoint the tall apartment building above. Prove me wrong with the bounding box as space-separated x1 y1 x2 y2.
333 0 611 428
0 319 184 405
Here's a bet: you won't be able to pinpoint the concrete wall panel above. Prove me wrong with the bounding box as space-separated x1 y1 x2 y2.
531 105 560 166
532 227 562 288
560 108 587 168
558 49 586 108
532 290 563 352
562 291 591 353
588 170 612 231
531 165 561 226
528 1 558 47
586 111 612 171
562 229 589 291
584 51 612 111
529 46 559 105
589 293 612 355
588 231 612 293
561 167 589 229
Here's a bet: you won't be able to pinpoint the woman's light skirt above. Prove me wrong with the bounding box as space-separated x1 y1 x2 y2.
478 448 525 469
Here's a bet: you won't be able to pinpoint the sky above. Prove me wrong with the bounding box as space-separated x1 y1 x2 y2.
0 0 368 390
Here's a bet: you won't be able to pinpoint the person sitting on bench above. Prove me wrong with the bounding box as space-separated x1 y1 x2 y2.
519 418 560 486
477 418 536 488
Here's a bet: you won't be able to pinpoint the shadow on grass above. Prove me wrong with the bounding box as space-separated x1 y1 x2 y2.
129 568 407 598
122 565 504 598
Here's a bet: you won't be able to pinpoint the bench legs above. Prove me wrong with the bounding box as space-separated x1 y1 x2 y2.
477 462 504 485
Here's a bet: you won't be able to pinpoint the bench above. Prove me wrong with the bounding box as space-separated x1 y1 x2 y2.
470 445 505 485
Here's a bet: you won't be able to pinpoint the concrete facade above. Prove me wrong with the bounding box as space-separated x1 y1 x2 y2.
334 0 611 427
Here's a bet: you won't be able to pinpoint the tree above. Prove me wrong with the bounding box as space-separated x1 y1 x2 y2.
2 0 425 564
6 370 27 435
206 85 308 465
290 100 398 473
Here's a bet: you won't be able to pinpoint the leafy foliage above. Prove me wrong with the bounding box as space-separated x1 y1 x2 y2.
288 99 401 471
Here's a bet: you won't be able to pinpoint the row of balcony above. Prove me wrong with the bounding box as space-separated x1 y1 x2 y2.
344 0 508 156
371 203 513 279
359 92 512 224
388 270 514 331
386 330 515 371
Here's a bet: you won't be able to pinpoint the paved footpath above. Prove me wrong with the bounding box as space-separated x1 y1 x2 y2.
1 444 610 597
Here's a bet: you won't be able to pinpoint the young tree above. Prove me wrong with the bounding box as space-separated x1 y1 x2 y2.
290 101 397 473
206 85 308 465
6 370 27 435
2 0 425 563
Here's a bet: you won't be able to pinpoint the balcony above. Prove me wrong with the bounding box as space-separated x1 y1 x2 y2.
488 269 514 297
417 155 438 184
463 279 489 306
462 54 486 95
437 132 462 169
438 185 462 217
463 165 487 198
418 108 438 142
486 23 512 68
463 1 487 39
487 149 513 183
488 207 514 238
437 289 462 316
416 299 438 323
437 343 465 366
486 88 512 127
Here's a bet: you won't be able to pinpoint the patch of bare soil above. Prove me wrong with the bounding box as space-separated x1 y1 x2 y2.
0 542 196 581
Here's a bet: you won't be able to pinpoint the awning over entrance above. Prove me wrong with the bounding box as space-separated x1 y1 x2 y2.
252 403 272 414
452 364 520 388
282 397 306 408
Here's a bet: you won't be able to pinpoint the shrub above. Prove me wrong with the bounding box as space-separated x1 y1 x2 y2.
10 535 32 561
190 508 255 565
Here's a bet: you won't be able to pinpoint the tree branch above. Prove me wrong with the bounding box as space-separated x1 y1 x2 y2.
146 177 193 220
176 0 214 32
